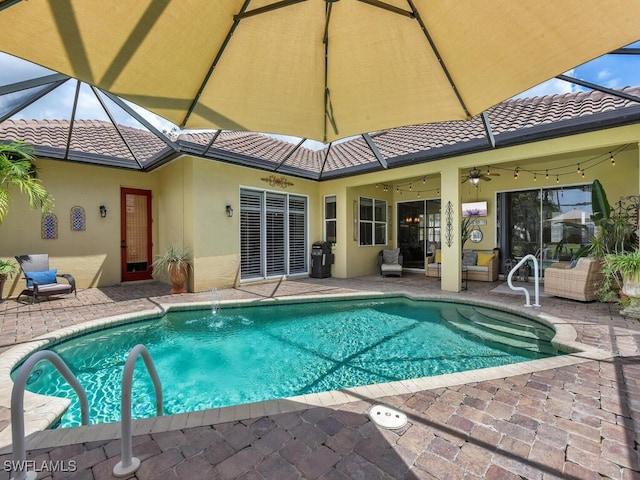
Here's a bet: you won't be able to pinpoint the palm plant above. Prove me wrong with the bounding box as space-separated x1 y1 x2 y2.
0 141 54 224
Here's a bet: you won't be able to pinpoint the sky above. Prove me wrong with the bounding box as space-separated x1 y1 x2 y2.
1 41 639 149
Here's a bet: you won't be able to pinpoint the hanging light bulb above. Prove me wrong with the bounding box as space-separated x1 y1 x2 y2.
610 152 615 166
422 177 426 184
556 175 560 184
582 170 585 178
436 189 440 196
577 163 581 175
514 168 519 180
409 184 412 191
533 173 537 182
545 169 549 180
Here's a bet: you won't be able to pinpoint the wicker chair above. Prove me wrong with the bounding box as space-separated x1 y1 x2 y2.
543 257 602 302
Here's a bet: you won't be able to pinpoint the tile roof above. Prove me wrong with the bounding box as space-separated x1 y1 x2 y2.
1 86 639 178
0 119 176 169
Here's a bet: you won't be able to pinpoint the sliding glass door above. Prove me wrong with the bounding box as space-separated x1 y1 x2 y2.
497 184 593 275
397 200 441 269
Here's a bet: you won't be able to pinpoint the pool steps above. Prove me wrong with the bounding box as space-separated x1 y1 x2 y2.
440 305 558 355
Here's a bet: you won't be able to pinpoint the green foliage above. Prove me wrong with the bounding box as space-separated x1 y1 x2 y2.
0 141 54 224
0 259 17 278
461 216 474 248
575 180 638 260
590 179 610 223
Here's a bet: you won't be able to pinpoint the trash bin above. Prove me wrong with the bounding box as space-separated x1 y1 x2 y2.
310 241 334 278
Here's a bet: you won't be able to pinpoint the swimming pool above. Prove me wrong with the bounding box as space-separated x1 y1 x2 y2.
16 296 560 428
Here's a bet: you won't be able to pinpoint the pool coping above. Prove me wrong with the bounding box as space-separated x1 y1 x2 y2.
0 291 614 454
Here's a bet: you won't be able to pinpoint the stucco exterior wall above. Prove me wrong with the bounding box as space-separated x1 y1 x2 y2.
0 161 158 296
1 123 638 297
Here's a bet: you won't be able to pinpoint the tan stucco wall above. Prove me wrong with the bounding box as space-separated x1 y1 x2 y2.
1 124 638 296
0 161 158 296
155 158 320 292
319 124 640 282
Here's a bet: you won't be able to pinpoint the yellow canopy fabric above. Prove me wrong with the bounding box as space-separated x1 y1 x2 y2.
1 0 638 142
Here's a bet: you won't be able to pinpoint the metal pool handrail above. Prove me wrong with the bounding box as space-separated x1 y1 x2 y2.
10 350 89 480
507 254 541 307
113 344 163 478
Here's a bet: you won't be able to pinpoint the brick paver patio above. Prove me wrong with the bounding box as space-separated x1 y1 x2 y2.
0 274 638 479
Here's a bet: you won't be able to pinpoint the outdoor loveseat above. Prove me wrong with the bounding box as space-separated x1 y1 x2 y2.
426 249 499 282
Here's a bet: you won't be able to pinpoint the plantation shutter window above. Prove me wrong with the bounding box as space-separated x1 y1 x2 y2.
240 189 263 279
240 188 308 281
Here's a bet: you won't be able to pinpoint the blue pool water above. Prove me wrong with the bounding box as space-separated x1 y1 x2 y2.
16 297 559 428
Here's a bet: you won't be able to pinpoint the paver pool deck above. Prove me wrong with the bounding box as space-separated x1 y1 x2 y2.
0 273 638 479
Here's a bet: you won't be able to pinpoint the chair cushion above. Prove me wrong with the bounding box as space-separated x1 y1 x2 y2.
466 265 489 272
462 250 478 266
382 248 400 265
477 252 495 267
434 250 441 263
25 269 57 287
381 263 402 273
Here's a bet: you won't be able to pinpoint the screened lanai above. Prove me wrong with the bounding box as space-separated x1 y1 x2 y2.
2 48 640 181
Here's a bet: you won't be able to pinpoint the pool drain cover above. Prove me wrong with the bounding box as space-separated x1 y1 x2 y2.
369 404 407 429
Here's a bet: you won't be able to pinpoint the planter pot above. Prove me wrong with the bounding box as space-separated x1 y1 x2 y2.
168 263 188 294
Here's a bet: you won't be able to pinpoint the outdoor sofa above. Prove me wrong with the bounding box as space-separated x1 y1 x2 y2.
426 249 499 282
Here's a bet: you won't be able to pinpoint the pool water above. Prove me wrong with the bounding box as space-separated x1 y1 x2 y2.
16 297 559 428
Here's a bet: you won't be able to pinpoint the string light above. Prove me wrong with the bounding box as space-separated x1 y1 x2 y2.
610 152 615 166
514 168 519 180
545 169 549 179
577 163 581 175
533 173 537 182
556 175 559 184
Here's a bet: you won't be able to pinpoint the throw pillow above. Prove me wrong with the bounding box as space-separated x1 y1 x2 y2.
434 250 441 263
383 248 400 265
462 250 478 266
477 253 495 266
568 259 578 269
25 269 57 287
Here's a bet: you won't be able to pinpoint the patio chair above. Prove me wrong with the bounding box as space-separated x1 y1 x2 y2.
378 248 403 277
15 254 76 303
543 257 602 302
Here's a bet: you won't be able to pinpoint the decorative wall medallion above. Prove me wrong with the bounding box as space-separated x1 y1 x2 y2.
261 175 294 189
445 201 454 248
70 206 86 231
41 213 58 239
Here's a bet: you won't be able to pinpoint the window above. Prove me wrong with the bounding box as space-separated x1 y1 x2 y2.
324 195 336 243
359 196 387 246
240 188 308 280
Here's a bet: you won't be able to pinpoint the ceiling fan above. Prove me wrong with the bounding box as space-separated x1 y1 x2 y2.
461 167 500 186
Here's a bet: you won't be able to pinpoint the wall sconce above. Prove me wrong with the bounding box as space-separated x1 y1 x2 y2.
99 205 107 218
226 205 233 217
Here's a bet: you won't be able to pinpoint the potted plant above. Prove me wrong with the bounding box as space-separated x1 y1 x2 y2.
0 258 18 301
601 250 640 317
152 244 192 294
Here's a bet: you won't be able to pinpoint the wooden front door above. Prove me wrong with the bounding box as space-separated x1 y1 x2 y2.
120 188 153 282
